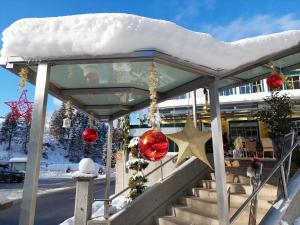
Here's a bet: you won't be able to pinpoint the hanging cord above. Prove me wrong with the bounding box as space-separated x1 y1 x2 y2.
18 66 29 89
149 62 158 130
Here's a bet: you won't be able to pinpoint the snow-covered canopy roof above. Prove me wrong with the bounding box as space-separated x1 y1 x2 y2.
1 13 300 120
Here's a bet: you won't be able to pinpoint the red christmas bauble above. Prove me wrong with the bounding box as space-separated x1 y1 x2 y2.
113 128 124 142
267 73 283 89
139 130 169 161
82 128 98 144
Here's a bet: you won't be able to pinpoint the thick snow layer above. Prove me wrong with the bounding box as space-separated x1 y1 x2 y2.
78 158 96 174
60 195 126 225
2 13 300 70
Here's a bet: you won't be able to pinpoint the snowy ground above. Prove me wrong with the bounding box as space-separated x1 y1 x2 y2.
0 142 107 206
60 195 126 225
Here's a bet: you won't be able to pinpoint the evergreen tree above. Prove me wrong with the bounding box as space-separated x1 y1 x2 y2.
256 92 293 158
14 118 31 154
68 111 87 162
49 103 66 143
0 113 18 150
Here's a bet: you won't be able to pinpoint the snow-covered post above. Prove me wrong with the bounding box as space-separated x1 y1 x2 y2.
73 158 97 225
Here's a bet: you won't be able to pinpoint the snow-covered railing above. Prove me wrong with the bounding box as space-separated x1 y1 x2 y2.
94 153 178 220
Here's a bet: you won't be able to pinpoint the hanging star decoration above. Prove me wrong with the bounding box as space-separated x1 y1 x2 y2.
166 119 213 168
5 89 33 122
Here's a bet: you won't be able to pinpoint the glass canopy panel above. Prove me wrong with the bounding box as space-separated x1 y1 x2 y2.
235 66 270 80
71 93 148 106
49 62 199 92
92 108 121 116
274 53 300 68
218 79 237 88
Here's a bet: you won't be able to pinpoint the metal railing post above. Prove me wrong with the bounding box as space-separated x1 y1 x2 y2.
160 160 164 181
286 131 295 183
104 120 113 221
280 164 289 199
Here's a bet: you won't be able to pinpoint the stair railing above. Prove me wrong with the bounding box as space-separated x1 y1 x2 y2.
229 131 300 225
94 153 178 220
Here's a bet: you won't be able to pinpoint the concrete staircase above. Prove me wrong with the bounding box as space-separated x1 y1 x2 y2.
157 172 277 225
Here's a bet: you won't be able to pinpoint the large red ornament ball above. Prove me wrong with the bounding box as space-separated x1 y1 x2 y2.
113 128 124 142
267 73 283 89
82 128 98 144
139 130 169 161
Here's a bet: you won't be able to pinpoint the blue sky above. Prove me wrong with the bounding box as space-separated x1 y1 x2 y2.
1 0 300 118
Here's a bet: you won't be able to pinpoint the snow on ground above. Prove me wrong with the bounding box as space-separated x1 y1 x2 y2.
2 13 300 70
294 217 300 225
60 195 126 225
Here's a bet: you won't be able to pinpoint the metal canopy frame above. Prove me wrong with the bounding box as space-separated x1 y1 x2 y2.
1 49 219 121
1 45 300 121
1 44 300 225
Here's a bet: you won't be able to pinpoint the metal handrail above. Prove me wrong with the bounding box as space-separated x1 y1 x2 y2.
95 153 178 203
229 136 300 225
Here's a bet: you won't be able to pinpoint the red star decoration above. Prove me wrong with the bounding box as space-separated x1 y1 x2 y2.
5 89 33 122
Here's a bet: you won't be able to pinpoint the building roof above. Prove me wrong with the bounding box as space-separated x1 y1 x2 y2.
1 13 300 120
9 157 28 163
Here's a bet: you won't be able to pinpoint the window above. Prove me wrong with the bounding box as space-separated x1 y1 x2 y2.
219 88 236 96
240 81 263 94
174 94 187 100
229 121 259 142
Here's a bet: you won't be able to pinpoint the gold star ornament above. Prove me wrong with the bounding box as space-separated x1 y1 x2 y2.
166 119 212 168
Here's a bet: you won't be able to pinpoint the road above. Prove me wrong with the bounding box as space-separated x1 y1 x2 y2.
0 177 76 190
0 179 115 225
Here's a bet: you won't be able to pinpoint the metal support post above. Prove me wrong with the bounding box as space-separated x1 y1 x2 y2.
104 120 113 220
209 79 229 225
19 64 50 225
280 164 289 199
192 90 197 128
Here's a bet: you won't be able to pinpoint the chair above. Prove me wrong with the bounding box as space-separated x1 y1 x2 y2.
244 140 257 157
261 138 275 158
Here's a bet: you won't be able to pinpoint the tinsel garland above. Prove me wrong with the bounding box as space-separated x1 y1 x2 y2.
203 88 210 113
149 62 158 129
65 100 72 118
18 67 28 89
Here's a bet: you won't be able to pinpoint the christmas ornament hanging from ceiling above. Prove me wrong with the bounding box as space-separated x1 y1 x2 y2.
5 89 33 122
82 113 98 144
202 88 210 114
82 128 98 144
139 63 169 161
113 128 124 142
267 62 284 90
166 119 213 168
62 100 72 128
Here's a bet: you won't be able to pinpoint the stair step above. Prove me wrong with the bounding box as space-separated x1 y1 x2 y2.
179 196 268 218
190 188 274 209
200 180 277 197
210 172 250 184
173 206 219 225
158 216 189 225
